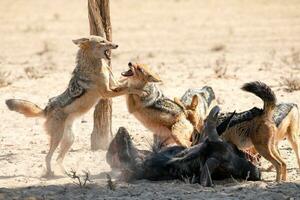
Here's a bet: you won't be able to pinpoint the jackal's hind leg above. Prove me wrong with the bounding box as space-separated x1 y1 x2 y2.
254 143 283 182
43 116 66 178
287 125 300 171
56 118 75 174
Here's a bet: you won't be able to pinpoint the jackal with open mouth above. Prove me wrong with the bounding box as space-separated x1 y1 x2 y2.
121 62 216 147
5 36 145 177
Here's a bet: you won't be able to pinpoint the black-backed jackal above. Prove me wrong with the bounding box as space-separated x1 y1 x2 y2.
5 36 145 177
219 81 299 182
121 62 216 147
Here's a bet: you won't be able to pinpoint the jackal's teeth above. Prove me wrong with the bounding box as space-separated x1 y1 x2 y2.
105 50 111 60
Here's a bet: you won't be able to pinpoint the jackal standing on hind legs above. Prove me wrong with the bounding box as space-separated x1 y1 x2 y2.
6 35 146 177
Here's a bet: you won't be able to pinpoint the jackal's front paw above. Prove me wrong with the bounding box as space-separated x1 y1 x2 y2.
111 86 123 93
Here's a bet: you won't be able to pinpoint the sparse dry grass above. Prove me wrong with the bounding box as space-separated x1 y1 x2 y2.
279 74 300 92
212 54 228 78
0 70 11 88
180 175 197 184
106 173 116 191
66 169 92 188
24 67 44 79
280 48 300 69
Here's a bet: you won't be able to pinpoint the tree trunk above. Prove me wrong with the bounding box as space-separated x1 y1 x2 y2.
88 0 112 150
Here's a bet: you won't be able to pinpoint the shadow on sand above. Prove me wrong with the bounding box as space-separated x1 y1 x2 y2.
0 180 299 200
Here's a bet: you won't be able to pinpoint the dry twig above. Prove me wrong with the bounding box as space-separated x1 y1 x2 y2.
66 169 92 188
212 55 228 78
279 74 300 92
280 48 300 69
106 173 116 191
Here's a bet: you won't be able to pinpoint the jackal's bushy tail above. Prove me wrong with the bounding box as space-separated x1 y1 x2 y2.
5 99 44 117
241 81 276 117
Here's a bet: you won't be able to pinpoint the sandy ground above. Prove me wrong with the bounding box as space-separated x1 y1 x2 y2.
0 0 300 199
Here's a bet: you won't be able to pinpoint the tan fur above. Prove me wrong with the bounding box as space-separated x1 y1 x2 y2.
6 99 44 117
242 107 300 173
124 62 201 147
189 93 217 134
174 93 217 143
222 83 300 182
174 95 202 132
5 35 145 177
224 110 300 182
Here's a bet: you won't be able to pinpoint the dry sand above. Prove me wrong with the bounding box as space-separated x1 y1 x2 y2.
0 0 300 199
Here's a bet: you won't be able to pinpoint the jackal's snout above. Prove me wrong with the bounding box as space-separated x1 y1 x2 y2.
121 62 162 83
110 42 118 49
105 41 118 49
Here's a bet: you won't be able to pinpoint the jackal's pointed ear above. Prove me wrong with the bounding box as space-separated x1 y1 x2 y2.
147 73 162 83
190 95 199 110
72 37 90 48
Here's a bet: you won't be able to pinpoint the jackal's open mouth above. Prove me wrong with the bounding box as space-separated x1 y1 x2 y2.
121 68 133 77
105 50 111 60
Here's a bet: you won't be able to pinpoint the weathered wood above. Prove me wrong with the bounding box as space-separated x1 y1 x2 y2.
88 0 112 150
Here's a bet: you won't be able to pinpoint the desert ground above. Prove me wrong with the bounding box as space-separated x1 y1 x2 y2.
0 0 300 199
